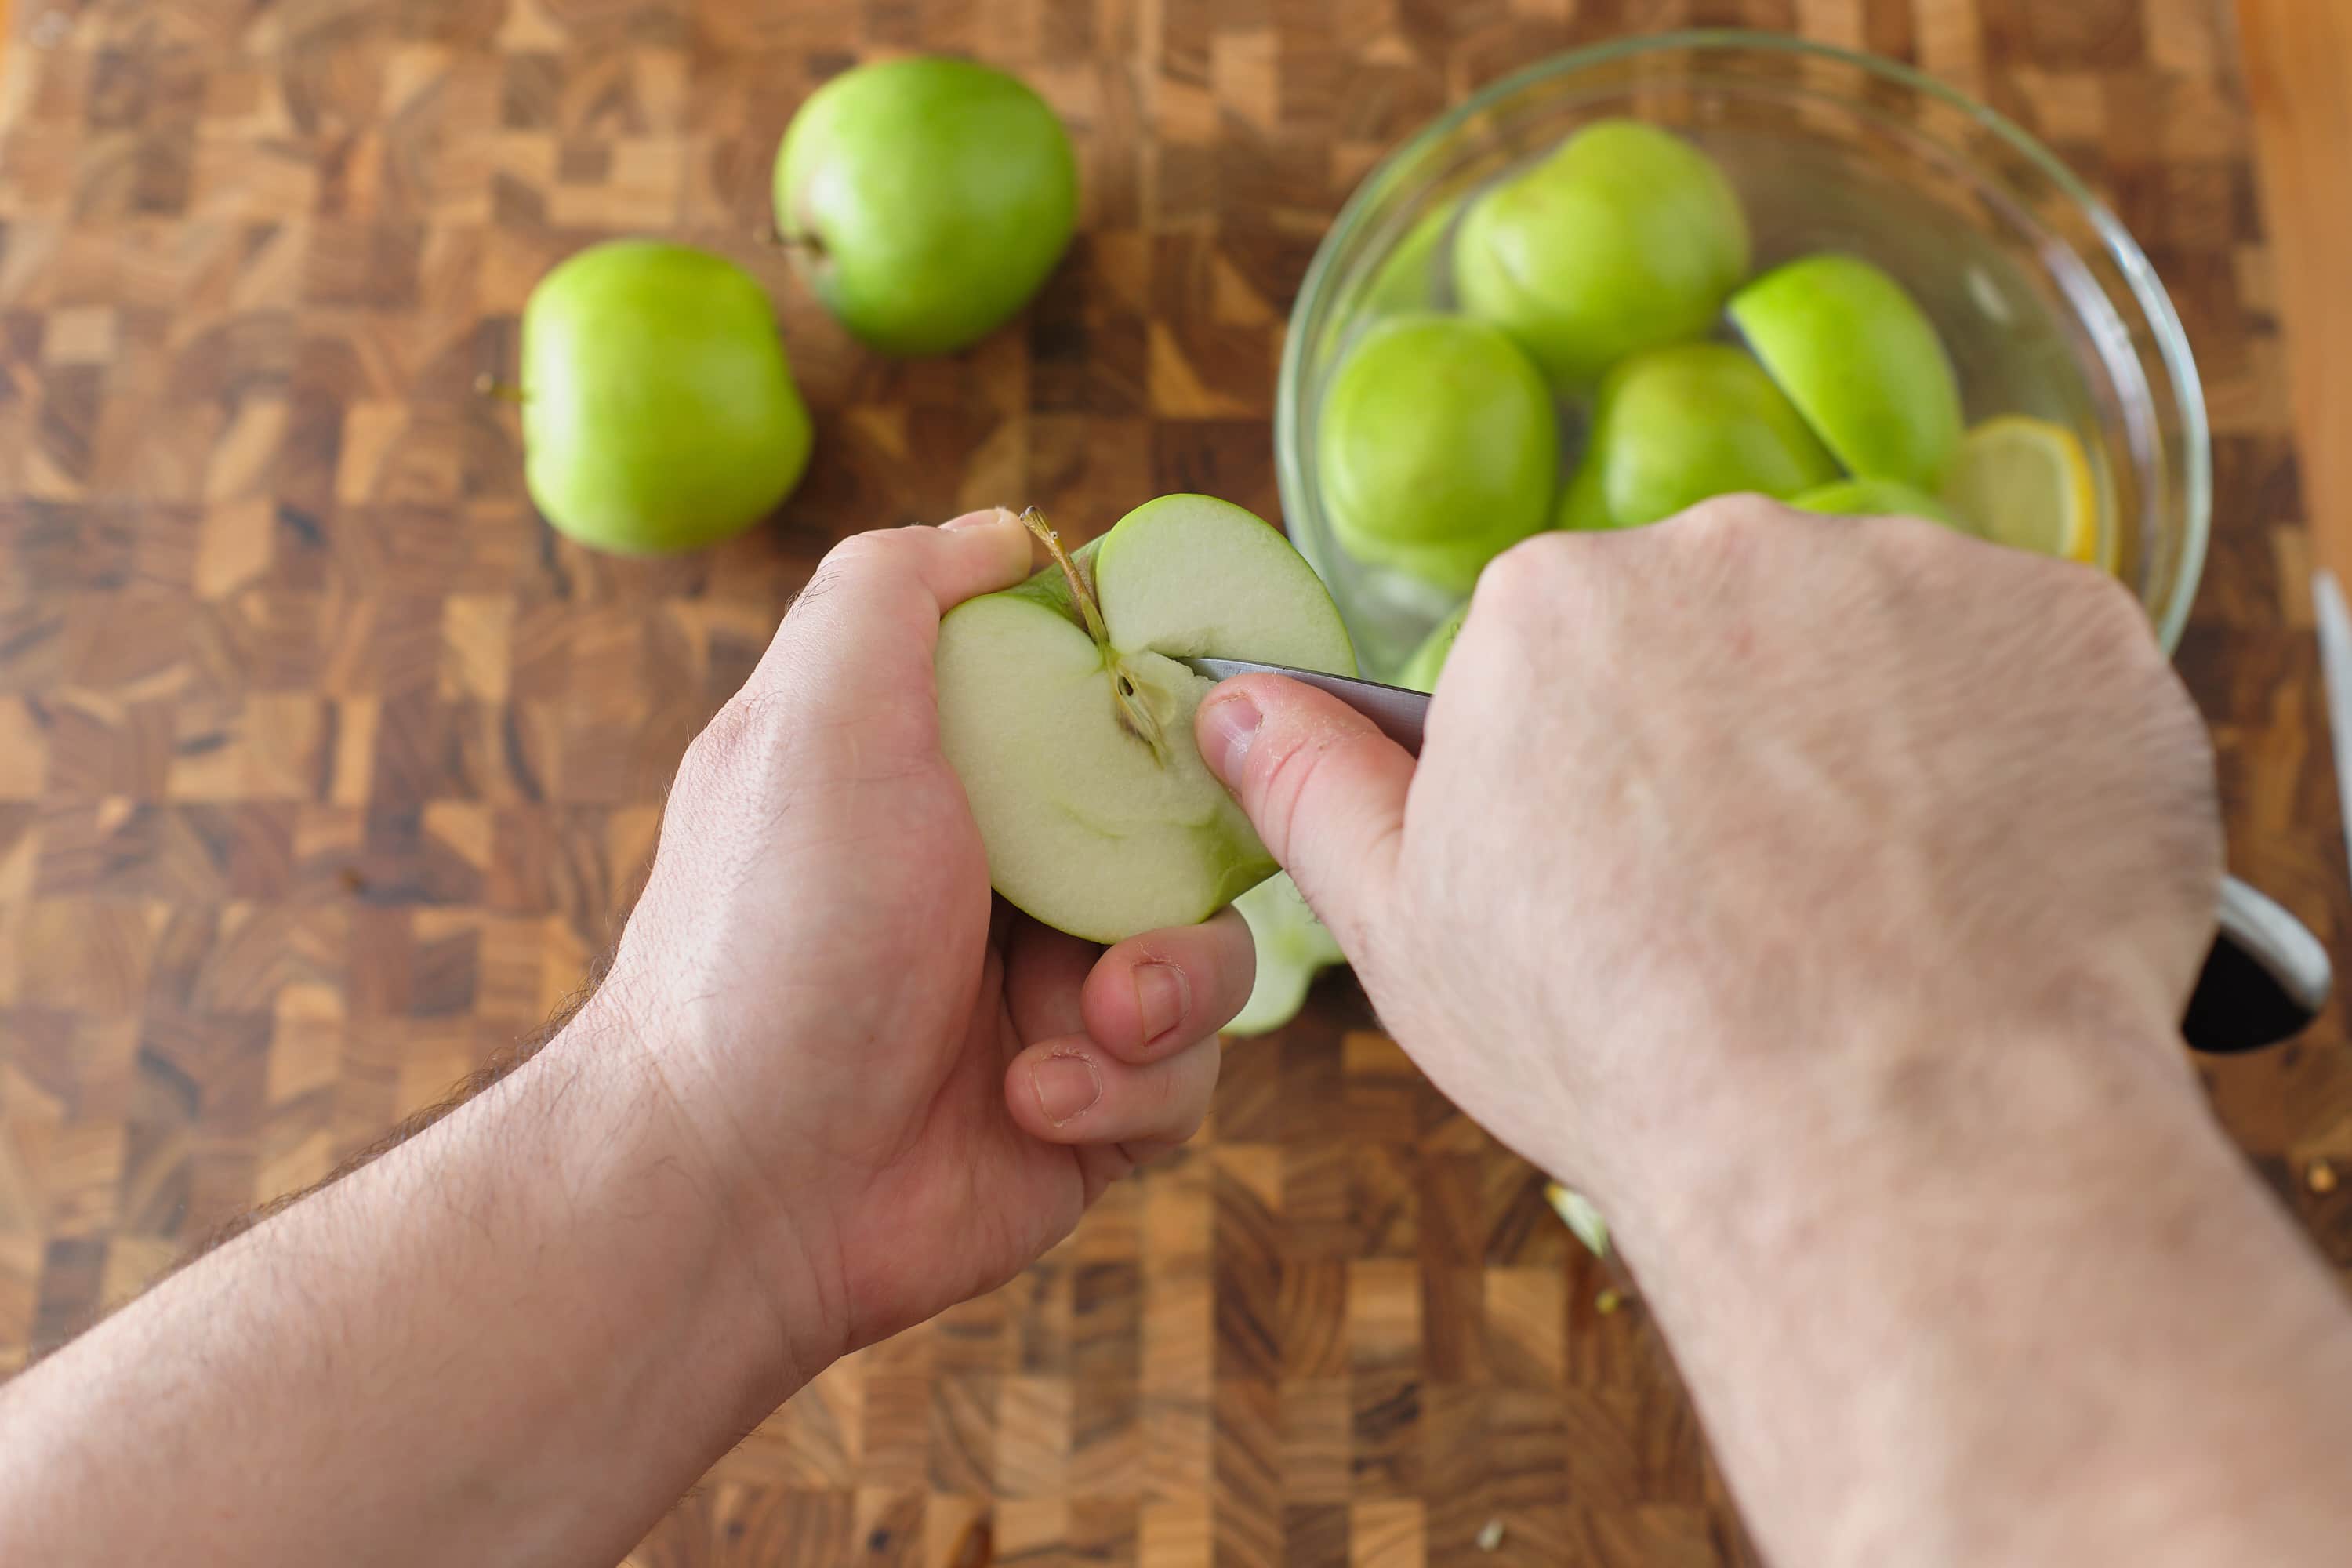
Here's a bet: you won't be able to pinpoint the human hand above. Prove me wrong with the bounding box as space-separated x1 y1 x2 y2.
587 509 1249 1377
1195 497 2221 1208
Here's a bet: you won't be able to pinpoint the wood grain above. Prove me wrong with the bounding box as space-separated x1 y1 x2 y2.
2238 0 2352 575
0 2 2345 1565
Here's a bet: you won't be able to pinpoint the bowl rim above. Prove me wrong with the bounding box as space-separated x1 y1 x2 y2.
1276 27 2212 654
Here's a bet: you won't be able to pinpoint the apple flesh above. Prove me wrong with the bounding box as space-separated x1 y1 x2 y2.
1318 313 1557 593
1225 873 1348 1036
521 241 811 556
1560 343 1839 532
1791 477 1960 528
1454 119 1749 390
1730 254 1964 489
936 496 1357 943
775 57 1078 355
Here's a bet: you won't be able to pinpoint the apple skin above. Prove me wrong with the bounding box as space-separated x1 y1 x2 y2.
1559 343 1839 532
1455 119 1749 390
1318 313 1558 593
1791 477 1960 527
1396 608 1466 692
1730 254 1965 489
521 240 811 556
775 57 1078 355
936 496 1356 944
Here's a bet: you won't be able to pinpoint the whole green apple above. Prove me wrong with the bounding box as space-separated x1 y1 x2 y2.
936 496 1356 943
775 57 1078 355
1730 254 1964 489
521 240 812 556
1791 476 1960 527
1454 119 1749 390
1560 343 1839 532
1317 313 1557 593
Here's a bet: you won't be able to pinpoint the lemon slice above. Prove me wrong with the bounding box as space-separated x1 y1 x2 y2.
1942 416 2108 571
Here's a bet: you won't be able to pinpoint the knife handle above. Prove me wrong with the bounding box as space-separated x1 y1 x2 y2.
2185 879 2332 1054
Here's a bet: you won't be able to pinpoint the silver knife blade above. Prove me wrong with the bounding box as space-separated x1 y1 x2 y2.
1178 658 1431 755
2315 569 2352 859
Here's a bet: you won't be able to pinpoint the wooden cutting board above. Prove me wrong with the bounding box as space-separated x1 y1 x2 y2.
0 2 2345 1563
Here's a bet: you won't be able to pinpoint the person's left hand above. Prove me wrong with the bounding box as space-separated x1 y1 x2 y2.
580 508 1247 1379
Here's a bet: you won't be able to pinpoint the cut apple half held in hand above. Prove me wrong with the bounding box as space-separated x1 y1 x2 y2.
937 496 1358 944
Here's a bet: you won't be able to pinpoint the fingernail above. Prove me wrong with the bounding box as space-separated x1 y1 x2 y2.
1031 1054 1102 1126
1134 961 1188 1045
942 506 1012 532
1198 693 1261 783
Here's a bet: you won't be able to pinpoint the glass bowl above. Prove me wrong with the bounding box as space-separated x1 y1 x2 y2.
1276 31 2210 680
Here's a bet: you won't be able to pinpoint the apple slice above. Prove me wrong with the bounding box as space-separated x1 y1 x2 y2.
937 496 1358 943
1225 873 1349 1036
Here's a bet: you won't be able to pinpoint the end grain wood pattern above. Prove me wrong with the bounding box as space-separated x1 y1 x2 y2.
0 0 2346 1563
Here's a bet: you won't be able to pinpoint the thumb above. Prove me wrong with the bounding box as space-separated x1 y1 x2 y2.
1196 674 1413 945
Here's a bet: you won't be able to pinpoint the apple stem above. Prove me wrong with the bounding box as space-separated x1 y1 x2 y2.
473 372 527 405
1021 506 1171 765
1022 506 1111 646
761 225 825 260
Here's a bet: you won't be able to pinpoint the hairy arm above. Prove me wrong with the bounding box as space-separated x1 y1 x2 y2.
0 987 805 1567
1199 501 2352 1566
1614 1009 2352 1566
0 514 1246 1566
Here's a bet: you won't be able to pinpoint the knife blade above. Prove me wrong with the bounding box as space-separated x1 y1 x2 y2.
1183 655 2331 1055
2315 570 2352 871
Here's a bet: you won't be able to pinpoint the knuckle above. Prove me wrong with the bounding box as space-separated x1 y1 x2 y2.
1668 492 1788 550
676 690 783 791
791 531 897 612
1476 531 1588 623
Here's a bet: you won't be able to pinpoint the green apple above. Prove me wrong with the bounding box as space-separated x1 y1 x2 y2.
1396 607 1466 692
1318 313 1557 593
1559 343 1839 532
937 497 1356 943
521 240 811 556
775 57 1077 355
1791 476 1960 527
1730 254 1964 488
1225 873 1348 1036
1454 119 1749 389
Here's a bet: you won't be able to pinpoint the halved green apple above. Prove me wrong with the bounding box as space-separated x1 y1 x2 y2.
936 496 1357 944
1225 873 1349 1036
1559 343 1839 532
1729 254 1964 490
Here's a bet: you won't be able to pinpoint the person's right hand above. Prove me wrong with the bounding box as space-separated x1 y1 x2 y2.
1194 496 2222 1208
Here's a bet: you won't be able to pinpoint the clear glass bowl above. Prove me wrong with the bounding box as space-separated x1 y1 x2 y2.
1276 31 2211 679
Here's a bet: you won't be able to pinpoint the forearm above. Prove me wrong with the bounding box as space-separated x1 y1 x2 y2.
1607 1009 2352 1568
0 996 811 1567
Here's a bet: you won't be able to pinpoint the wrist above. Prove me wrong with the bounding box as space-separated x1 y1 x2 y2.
1581 977 2198 1251
534 985 850 1402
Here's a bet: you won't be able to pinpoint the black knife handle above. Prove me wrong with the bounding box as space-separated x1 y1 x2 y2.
2185 879 2332 1054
